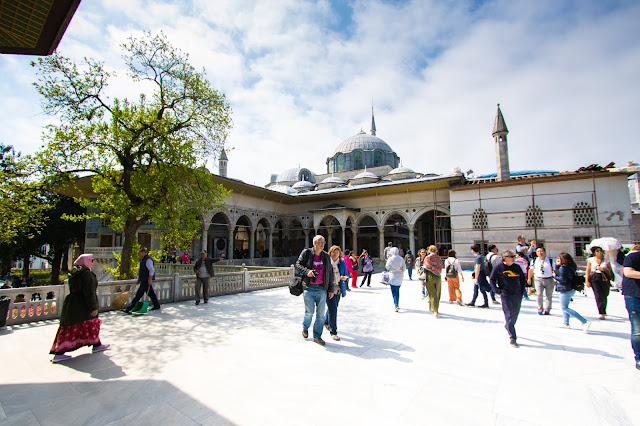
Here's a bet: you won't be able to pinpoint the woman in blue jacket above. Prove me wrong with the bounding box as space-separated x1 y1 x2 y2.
324 245 350 341
554 252 591 332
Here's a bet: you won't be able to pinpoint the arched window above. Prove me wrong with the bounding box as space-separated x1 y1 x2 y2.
336 154 344 172
300 170 311 182
374 151 382 167
526 205 544 228
573 202 595 226
354 151 363 169
472 208 488 230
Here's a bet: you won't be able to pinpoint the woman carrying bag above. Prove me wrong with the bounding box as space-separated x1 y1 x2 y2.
586 246 614 320
50 254 110 363
386 247 406 312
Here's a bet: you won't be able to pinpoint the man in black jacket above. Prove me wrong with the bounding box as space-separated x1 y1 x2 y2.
490 250 526 348
295 235 335 346
194 250 214 305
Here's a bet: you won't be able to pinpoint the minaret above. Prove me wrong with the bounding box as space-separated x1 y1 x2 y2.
370 105 377 136
219 149 228 178
492 104 510 182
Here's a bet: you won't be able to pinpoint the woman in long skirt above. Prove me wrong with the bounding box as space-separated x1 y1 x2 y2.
50 254 109 362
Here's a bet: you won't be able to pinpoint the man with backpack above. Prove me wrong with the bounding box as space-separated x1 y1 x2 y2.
527 246 555 315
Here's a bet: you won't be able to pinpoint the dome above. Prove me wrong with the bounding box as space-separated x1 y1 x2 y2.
331 131 395 156
269 185 297 195
321 176 345 184
276 168 316 184
292 180 314 190
389 166 415 175
353 170 378 180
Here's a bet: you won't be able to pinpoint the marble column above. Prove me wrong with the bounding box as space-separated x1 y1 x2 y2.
378 229 385 259
228 230 234 260
341 227 346 250
268 233 273 258
409 228 416 257
327 227 333 248
352 230 358 255
304 230 310 248
250 230 255 259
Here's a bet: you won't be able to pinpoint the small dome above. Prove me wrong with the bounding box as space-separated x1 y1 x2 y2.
269 185 297 195
389 166 415 175
292 180 314 189
353 170 378 180
276 168 316 184
321 176 345 184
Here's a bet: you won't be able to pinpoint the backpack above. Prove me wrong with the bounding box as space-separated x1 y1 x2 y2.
485 253 495 276
572 273 586 292
445 260 457 278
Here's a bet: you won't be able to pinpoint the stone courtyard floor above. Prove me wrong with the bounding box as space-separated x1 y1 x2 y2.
1 271 639 426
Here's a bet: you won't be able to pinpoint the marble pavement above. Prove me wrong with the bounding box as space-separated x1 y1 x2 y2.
1 271 639 425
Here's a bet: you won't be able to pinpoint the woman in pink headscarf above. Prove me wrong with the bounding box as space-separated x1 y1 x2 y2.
50 254 109 363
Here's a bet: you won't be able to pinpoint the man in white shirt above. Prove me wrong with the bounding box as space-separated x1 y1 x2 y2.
527 246 554 315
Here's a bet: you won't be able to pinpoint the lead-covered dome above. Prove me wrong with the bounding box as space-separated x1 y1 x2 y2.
276 168 316 185
331 130 395 157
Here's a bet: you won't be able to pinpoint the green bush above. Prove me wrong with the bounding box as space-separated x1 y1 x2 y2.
10 269 68 286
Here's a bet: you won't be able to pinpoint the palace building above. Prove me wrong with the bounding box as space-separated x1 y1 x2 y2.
83 105 638 266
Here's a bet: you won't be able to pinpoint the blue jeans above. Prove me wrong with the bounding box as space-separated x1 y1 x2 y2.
407 266 413 280
390 285 400 308
324 291 341 335
470 277 489 306
624 296 640 362
560 290 586 325
302 286 327 339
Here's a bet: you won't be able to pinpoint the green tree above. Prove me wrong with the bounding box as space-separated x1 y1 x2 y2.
32 32 232 279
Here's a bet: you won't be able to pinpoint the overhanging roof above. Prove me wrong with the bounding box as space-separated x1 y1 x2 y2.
0 0 80 55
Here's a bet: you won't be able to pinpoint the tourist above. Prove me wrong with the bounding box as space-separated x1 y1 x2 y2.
349 251 359 288
514 250 530 300
515 235 529 256
585 246 613 320
444 249 464 306
489 250 526 348
404 249 415 280
342 250 353 291
486 245 501 305
124 248 161 313
416 248 428 298
386 247 406 312
527 239 537 260
180 250 191 264
324 246 349 340
295 235 335 346
466 244 490 308
527 246 554 315
621 244 640 369
50 254 109 362
360 250 374 287
554 252 591 332
193 249 214 305
423 245 443 317
384 242 393 260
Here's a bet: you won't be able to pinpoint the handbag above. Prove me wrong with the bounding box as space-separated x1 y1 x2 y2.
289 275 303 296
381 271 390 285
417 266 426 280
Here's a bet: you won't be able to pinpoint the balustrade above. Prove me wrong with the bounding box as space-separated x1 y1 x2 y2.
0 266 294 327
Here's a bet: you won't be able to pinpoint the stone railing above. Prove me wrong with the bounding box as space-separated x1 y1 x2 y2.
152 263 277 277
85 247 123 257
0 266 294 327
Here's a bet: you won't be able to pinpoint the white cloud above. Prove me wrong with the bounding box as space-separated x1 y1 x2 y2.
1 0 638 186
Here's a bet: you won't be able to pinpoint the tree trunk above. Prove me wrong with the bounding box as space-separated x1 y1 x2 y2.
22 253 30 279
49 249 63 285
119 216 142 279
61 249 69 273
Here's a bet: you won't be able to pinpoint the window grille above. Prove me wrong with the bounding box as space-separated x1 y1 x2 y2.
573 202 595 226
526 205 544 228
472 208 488 230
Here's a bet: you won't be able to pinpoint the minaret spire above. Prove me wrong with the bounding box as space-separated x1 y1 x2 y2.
370 103 377 136
492 103 510 182
219 148 228 178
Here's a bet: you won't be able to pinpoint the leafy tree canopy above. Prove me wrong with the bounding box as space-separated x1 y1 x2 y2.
32 31 233 278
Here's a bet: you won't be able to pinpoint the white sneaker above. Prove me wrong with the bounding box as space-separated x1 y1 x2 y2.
582 321 592 333
557 324 571 329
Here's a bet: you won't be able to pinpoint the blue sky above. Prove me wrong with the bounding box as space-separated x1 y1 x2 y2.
1 0 639 186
